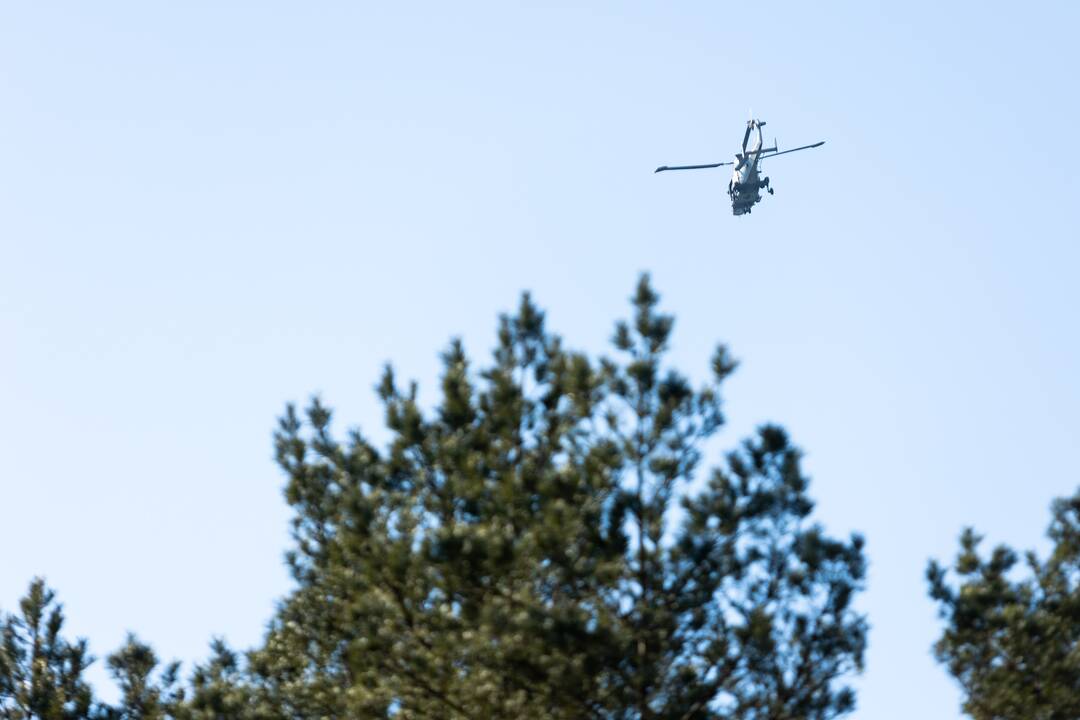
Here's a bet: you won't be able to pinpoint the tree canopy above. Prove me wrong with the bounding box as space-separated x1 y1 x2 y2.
3 276 867 719
928 489 1080 720
0 578 94 719
239 275 868 719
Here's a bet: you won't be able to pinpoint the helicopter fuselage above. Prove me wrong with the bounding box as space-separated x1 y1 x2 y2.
728 120 767 216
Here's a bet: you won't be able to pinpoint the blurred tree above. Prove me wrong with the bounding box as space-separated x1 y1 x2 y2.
249 275 867 719
181 639 268 720
103 636 268 720
0 578 95 719
928 490 1080 720
99 634 186 720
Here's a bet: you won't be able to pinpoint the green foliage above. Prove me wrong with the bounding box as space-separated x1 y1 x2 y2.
180 639 269 720
928 491 1080 720
250 275 867 719
5 276 867 720
99 635 186 720
0 578 95 719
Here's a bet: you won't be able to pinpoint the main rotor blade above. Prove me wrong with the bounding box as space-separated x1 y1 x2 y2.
757 141 825 161
655 161 733 173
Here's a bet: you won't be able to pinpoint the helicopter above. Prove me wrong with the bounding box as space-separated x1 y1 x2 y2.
655 119 824 215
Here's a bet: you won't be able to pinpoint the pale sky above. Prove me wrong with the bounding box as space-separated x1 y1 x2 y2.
2 2 1079 717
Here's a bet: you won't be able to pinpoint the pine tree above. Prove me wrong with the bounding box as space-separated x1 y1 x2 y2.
928 489 1080 720
245 275 867 719
99 635 185 720
0 579 95 719
4 277 868 720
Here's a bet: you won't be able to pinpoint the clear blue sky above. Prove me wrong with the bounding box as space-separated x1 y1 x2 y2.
2 2 1078 716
